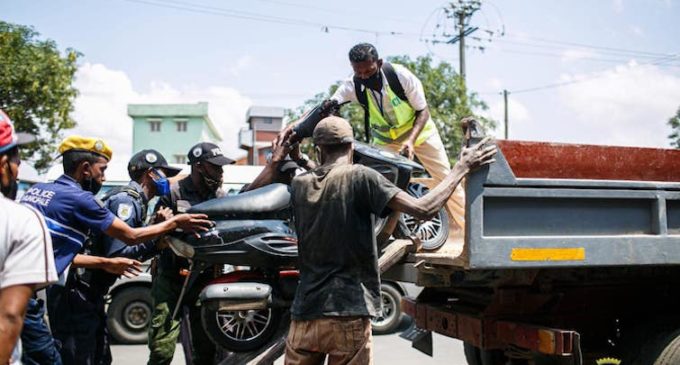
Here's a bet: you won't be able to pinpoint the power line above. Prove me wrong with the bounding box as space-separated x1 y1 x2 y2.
244 0 421 25
502 32 669 58
509 53 680 94
490 38 670 59
119 0 418 37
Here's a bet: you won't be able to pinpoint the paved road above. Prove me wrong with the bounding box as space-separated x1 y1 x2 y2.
111 320 467 364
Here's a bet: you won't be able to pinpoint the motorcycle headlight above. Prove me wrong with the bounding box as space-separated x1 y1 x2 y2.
167 236 195 258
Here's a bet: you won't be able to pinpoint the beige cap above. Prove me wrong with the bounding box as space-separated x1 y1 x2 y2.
313 116 354 145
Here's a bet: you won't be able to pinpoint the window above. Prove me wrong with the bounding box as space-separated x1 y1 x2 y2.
176 121 187 132
262 117 273 124
174 155 187 164
149 120 161 132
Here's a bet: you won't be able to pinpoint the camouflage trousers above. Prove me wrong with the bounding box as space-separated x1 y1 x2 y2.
147 270 215 365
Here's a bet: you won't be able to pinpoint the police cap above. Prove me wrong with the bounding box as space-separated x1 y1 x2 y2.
128 149 182 178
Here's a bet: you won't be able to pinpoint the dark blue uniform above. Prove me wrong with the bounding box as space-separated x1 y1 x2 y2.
57 181 159 365
20 175 116 365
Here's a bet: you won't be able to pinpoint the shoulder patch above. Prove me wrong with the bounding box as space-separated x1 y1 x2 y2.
117 203 133 220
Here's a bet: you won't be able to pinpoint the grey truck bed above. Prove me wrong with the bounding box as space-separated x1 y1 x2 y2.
463 136 680 269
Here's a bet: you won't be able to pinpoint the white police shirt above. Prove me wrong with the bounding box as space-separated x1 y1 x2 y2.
1 193 58 365
0 194 58 290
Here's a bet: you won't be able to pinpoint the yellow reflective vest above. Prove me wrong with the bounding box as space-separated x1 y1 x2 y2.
366 85 436 146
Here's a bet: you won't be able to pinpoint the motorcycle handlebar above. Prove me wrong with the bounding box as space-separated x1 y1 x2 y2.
290 100 349 143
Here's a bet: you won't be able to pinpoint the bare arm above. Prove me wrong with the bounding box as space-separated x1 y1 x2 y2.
389 137 497 220
0 284 33 365
388 163 468 220
72 254 142 278
245 137 293 192
104 213 211 245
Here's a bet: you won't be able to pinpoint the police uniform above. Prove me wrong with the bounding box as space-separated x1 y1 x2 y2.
63 149 182 365
148 142 232 365
20 136 115 365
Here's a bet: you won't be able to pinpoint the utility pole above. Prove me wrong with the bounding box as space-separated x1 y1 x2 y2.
503 89 509 139
458 11 466 81
444 0 480 84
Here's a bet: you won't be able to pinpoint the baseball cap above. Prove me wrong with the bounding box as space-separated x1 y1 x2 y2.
312 116 354 145
187 142 234 166
0 109 35 154
128 149 182 178
58 135 113 160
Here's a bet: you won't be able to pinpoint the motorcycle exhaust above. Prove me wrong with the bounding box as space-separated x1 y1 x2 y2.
199 282 272 311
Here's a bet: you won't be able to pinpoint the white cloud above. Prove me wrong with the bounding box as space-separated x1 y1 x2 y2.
561 48 600 63
71 63 252 166
558 61 680 147
481 95 531 139
612 0 624 13
228 55 253 77
630 25 644 36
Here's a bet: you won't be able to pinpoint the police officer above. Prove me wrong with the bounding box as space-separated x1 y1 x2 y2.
63 149 183 365
20 136 212 365
148 142 232 365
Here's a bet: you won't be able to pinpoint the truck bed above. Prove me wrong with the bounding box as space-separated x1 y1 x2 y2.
460 139 680 269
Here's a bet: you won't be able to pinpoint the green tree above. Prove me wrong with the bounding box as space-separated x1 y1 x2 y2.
286 55 495 162
0 21 80 170
668 107 680 148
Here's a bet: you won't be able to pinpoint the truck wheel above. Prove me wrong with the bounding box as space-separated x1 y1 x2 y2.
371 284 403 335
201 303 281 352
107 286 152 344
632 329 680 365
398 183 449 250
653 331 680 365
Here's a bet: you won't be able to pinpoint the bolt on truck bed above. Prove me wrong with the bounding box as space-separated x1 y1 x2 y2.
398 128 680 363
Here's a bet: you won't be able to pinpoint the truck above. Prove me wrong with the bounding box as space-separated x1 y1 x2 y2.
392 121 680 365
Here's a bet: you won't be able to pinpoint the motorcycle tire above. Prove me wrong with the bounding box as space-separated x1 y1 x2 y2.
397 183 450 250
201 303 282 352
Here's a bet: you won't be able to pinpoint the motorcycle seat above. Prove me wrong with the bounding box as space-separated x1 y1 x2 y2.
188 183 291 217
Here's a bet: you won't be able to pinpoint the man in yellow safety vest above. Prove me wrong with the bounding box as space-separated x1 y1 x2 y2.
330 43 465 237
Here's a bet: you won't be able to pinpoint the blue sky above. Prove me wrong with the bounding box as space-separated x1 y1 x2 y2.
2 0 679 162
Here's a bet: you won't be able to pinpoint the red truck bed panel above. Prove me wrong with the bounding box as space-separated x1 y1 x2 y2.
497 140 680 182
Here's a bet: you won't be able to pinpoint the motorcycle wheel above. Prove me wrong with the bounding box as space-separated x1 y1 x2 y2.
201 303 282 352
397 183 450 250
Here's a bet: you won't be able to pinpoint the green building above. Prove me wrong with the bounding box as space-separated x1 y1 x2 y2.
127 102 222 164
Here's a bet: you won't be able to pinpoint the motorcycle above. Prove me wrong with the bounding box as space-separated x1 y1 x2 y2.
167 103 450 353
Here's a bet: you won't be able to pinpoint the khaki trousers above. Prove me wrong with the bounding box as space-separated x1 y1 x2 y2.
381 131 466 236
285 317 373 365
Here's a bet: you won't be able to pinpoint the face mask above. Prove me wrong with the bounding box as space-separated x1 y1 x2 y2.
361 70 382 91
82 176 102 195
198 164 222 192
150 169 170 197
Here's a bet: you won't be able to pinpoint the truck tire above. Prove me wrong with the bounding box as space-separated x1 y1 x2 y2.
371 283 403 335
107 286 152 344
632 329 680 365
654 331 680 365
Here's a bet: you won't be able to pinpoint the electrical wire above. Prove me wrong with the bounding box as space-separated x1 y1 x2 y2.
243 0 421 25
119 0 419 37
509 53 679 94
